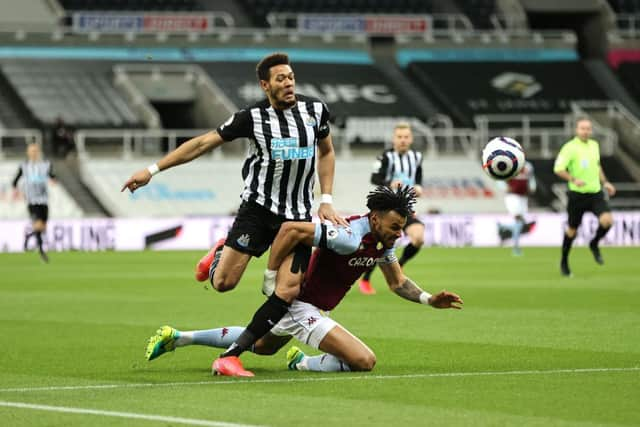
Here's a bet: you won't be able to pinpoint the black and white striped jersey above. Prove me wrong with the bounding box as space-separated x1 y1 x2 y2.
217 94 331 220
371 148 423 188
12 160 55 205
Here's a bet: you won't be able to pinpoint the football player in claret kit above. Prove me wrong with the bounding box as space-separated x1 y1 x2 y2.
497 161 537 256
146 187 463 376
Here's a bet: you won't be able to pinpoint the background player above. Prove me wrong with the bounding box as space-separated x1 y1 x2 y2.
12 142 55 262
146 186 462 375
359 122 424 294
497 160 537 256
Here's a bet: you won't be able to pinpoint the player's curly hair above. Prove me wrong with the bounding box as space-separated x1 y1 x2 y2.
366 185 416 218
256 52 290 81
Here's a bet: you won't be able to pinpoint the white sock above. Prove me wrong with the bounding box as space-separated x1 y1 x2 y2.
298 353 351 372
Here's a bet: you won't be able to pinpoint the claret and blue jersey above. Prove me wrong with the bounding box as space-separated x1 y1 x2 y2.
298 215 397 311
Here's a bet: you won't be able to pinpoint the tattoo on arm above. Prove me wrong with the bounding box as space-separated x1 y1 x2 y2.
393 278 423 303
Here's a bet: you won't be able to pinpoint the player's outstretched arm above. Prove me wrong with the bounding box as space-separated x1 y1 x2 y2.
379 262 463 309
121 130 224 193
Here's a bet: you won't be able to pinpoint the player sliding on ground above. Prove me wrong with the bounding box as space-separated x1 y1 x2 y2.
146 186 463 376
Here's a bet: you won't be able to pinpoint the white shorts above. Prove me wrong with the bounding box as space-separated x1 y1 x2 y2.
504 194 528 216
270 300 338 349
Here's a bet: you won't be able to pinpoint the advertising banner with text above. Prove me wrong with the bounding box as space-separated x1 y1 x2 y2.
1 212 638 253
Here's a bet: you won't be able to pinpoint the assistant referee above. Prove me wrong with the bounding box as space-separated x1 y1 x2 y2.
554 117 616 277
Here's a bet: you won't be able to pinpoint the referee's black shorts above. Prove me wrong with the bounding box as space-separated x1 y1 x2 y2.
567 190 611 229
27 204 48 222
226 200 310 258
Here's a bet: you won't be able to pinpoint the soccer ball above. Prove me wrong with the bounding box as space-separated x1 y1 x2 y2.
481 137 525 180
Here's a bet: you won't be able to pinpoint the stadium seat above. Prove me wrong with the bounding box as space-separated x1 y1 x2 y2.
1 63 143 129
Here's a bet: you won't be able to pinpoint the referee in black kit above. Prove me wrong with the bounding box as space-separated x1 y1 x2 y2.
12 142 56 262
122 52 347 376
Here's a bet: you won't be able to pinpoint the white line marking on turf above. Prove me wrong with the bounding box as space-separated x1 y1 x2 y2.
0 401 264 427
0 367 638 394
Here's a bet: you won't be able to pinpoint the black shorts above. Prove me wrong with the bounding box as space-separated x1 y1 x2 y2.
567 190 610 229
404 214 424 231
226 201 310 257
28 204 48 222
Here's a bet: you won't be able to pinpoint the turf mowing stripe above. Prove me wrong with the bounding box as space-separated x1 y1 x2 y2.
0 401 265 427
0 366 638 393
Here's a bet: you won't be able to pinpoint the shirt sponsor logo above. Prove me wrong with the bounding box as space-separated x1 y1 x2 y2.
271 137 314 160
348 256 377 267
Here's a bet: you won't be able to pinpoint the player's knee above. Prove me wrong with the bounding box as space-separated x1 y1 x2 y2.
212 273 239 292
600 215 613 228
253 343 278 356
566 228 577 238
351 351 376 371
411 236 425 247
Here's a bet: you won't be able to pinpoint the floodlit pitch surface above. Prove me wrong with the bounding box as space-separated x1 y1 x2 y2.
1 247 639 426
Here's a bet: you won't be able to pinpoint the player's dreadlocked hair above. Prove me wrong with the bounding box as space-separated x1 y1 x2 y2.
366 186 416 218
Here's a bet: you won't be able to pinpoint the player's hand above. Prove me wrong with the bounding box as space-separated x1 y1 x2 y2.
318 203 349 227
573 178 586 187
121 169 151 193
428 290 463 309
603 181 616 197
413 185 423 197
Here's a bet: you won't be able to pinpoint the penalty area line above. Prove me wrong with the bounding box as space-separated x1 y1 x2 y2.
0 401 265 427
0 366 638 394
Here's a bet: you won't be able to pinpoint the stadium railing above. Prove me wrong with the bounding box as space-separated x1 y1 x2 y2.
474 113 618 158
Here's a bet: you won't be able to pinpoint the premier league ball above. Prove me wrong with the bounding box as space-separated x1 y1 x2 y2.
481 137 525 180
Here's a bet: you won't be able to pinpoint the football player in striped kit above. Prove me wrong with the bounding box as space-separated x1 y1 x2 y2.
12 143 56 262
123 52 346 374
359 122 424 294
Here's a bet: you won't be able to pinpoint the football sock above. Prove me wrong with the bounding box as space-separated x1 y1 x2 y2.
561 233 576 261
23 231 34 249
590 225 611 246
220 294 290 358
35 231 44 252
512 221 524 251
297 353 351 372
362 267 374 281
175 327 246 348
399 243 419 266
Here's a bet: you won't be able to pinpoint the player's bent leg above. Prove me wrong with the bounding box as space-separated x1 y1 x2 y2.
273 254 304 303
287 325 376 372
318 325 376 371
211 246 251 292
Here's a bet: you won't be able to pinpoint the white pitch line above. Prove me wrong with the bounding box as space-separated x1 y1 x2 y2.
0 401 265 427
0 366 638 394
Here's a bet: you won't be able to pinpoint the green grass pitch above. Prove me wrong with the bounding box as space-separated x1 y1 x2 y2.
1 247 639 426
